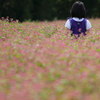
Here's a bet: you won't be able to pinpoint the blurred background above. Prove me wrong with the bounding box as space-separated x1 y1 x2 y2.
0 0 100 22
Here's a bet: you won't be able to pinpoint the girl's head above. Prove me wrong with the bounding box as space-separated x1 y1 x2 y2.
70 1 86 19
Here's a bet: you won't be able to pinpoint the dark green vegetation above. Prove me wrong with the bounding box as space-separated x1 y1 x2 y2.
0 0 100 21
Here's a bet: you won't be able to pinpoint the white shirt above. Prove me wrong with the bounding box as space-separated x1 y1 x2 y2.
65 17 92 30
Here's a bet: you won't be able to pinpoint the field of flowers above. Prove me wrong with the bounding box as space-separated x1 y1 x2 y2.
0 18 100 100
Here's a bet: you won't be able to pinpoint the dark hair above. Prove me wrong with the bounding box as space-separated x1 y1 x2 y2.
70 1 86 19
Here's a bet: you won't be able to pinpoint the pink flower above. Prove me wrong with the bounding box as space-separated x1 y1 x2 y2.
80 71 88 79
26 37 31 40
0 92 6 100
78 28 82 32
33 83 44 92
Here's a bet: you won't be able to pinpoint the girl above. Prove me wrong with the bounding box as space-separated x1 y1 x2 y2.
65 1 92 38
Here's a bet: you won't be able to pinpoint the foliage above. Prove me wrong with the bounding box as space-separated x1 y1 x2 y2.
0 18 100 99
0 0 33 21
0 0 100 21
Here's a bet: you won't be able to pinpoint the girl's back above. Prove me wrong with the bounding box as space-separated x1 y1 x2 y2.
65 1 92 37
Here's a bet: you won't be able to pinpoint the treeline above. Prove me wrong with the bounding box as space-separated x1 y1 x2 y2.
0 0 100 22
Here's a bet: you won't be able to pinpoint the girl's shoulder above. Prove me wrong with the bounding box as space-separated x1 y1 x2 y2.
68 18 91 26
67 17 90 23
65 17 92 30
72 17 86 22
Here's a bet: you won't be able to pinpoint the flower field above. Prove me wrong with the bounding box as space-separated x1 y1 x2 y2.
0 18 100 100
